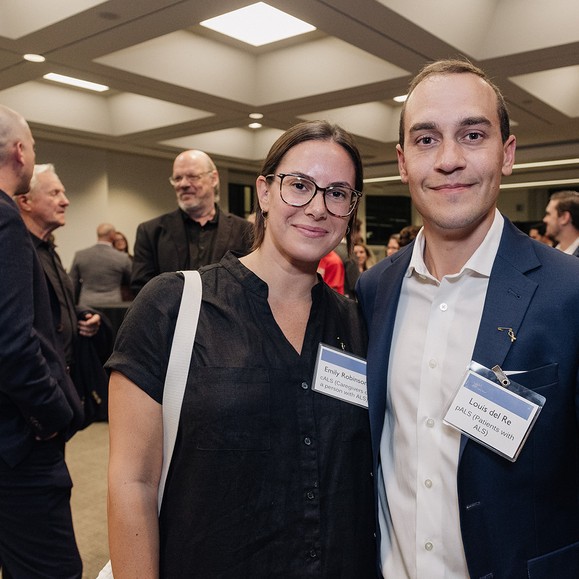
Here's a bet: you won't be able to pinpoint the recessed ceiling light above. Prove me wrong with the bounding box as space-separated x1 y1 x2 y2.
201 2 316 47
393 94 407 103
43 73 109 92
249 112 264 119
23 53 46 63
249 122 262 129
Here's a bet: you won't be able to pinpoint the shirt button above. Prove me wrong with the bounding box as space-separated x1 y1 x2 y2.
424 479 433 488
301 382 309 390
304 437 312 446
425 541 434 551
426 418 435 428
439 303 448 311
428 359 437 368
309 549 317 558
306 491 315 500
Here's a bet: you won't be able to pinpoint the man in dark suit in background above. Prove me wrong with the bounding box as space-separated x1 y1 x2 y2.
17 164 112 425
130 149 253 294
357 59 579 578
0 106 83 577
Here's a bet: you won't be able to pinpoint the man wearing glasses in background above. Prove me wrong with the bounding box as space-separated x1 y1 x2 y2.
131 149 253 294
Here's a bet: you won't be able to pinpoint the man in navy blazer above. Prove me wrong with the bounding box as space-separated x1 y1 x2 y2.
0 106 83 577
131 149 253 294
357 60 579 578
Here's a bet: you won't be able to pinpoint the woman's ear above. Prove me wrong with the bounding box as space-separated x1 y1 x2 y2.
256 175 271 214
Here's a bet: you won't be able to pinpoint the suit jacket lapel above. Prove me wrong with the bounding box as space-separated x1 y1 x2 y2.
367 246 412 448
460 219 540 457
164 210 190 269
210 208 231 263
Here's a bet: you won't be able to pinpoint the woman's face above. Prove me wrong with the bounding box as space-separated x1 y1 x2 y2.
353 244 366 265
114 234 127 251
257 140 355 266
386 237 400 256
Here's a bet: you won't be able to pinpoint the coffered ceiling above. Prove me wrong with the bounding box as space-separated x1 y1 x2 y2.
1 0 579 185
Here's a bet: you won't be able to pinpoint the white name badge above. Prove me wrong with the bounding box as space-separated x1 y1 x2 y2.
312 343 368 408
444 368 543 461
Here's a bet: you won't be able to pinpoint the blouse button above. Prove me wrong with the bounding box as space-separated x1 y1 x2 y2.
425 541 434 551
301 382 309 390
304 437 312 446
306 491 315 500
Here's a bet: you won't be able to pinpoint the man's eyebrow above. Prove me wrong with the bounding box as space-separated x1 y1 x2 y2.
461 116 491 128
409 122 436 133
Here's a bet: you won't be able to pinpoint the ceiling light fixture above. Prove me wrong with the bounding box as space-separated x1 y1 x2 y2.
23 53 46 63
393 94 407 103
249 122 262 129
363 176 402 184
500 177 579 190
249 112 264 119
513 158 579 170
201 2 316 47
43 73 109 92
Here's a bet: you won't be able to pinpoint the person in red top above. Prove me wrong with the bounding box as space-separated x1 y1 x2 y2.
318 249 345 294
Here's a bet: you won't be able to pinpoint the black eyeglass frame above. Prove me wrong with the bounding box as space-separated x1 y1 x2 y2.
265 172 362 217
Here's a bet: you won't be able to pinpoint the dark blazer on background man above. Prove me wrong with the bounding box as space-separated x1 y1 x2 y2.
0 191 82 468
357 218 579 579
130 205 252 294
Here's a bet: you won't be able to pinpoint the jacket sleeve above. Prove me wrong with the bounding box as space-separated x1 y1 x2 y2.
0 204 73 439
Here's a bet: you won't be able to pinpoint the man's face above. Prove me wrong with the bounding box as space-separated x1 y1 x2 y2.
27 171 69 232
543 200 563 240
397 73 516 239
171 153 217 216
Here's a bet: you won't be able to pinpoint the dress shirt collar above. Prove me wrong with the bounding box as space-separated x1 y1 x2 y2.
406 209 504 282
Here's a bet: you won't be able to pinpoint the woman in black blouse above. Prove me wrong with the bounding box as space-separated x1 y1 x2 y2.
106 121 376 578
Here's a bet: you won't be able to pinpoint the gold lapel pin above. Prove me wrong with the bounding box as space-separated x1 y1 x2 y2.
497 327 517 343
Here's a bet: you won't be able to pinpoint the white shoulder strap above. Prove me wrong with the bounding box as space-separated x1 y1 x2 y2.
158 270 202 510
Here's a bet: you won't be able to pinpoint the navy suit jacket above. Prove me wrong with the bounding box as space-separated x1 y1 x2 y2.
131 205 253 294
357 218 579 579
0 191 83 468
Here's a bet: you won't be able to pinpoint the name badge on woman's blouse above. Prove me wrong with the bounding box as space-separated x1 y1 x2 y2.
312 343 368 408
443 361 545 461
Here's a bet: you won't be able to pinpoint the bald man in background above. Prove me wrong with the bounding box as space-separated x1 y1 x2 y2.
130 149 253 294
70 222 132 306
0 105 82 578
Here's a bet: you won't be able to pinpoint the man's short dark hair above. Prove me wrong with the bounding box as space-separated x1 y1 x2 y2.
398 58 511 149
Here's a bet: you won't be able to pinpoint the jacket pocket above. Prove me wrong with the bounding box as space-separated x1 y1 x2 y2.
507 362 558 392
528 540 579 577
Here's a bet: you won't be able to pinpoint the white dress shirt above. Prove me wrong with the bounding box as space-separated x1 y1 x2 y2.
379 210 504 578
556 236 579 256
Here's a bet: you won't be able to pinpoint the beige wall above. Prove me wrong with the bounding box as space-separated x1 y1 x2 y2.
36 140 185 270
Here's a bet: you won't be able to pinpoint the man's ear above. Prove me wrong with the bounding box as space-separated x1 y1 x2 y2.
15 193 31 212
396 144 410 184
559 210 571 226
256 175 271 213
14 140 26 166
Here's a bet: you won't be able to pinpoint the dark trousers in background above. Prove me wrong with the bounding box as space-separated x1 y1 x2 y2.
0 437 82 579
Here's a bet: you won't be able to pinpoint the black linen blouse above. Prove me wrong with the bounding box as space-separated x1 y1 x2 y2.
106 252 376 578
